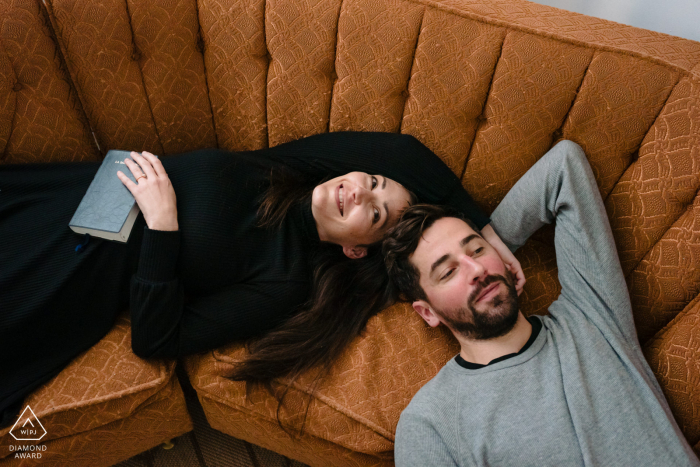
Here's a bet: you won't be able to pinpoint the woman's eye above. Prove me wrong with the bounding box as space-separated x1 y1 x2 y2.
371 176 378 189
474 247 484 254
373 207 380 223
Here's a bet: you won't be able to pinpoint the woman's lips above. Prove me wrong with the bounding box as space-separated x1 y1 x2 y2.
336 184 344 216
476 282 500 303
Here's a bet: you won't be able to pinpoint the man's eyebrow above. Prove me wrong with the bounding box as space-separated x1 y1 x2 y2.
429 234 482 274
380 201 389 229
430 254 450 274
460 234 481 246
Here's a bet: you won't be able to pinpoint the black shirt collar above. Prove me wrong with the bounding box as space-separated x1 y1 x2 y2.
297 199 320 243
455 316 542 370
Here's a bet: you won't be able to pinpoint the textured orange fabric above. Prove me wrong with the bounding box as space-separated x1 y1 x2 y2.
512 235 560 318
199 394 393 467
2 0 700 464
645 294 700 448
197 0 269 152
0 314 192 465
0 377 191 466
630 192 700 343
561 52 679 199
125 0 217 154
181 0 700 465
0 42 14 157
44 0 163 154
607 75 700 277
0 0 97 164
420 0 700 76
184 302 460 465
330 0 424 134
266 0 342 147
462 30 592 213
401 10 506 176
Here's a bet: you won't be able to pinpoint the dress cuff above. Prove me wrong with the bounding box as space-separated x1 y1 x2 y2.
136 227 181 282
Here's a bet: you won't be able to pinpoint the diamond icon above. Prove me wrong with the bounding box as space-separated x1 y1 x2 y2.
9 406 47 441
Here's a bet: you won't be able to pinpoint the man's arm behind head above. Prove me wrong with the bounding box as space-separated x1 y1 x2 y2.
488 140 637 344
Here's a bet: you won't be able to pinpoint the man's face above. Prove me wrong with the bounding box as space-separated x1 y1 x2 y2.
410 217 519 340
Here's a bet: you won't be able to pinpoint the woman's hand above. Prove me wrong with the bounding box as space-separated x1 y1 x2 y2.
481 223 525 295
117 151 179 231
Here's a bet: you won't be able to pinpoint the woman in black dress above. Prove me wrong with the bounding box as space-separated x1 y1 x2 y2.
0 131 524 428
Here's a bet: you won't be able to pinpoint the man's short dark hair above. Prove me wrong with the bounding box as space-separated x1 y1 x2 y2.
382 204 481 303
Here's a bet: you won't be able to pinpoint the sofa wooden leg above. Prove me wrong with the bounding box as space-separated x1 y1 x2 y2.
161 439 175 450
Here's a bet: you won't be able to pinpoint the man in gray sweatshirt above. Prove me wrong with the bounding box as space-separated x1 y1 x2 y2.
384 140 699 466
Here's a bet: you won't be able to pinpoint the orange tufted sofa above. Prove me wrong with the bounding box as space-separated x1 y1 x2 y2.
1 0 700 465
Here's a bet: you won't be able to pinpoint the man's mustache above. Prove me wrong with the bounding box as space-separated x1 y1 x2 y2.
468 274 509 305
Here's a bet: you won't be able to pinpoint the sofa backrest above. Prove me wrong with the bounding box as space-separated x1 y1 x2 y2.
2 0 700 456
4 0 691 341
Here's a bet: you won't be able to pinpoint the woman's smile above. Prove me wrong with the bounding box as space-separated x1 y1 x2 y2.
336 184 345 216
312 171 412 252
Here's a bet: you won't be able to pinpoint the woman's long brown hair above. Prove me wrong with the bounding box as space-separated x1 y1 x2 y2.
226 166 406 435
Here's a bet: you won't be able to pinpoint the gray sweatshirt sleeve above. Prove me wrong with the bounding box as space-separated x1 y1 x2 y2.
395 412 462 467
489 140 637 345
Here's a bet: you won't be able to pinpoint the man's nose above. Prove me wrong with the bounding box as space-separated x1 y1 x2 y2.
460 255 486 283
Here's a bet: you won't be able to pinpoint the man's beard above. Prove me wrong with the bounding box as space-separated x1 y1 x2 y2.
435 272 519 340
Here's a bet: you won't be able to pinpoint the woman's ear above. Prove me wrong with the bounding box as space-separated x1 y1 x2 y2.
342 245 368 259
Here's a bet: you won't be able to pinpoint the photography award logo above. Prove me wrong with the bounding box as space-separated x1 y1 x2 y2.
8 405 47 459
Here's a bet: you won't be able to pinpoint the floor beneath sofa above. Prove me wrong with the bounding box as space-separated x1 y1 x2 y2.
114 364 310 467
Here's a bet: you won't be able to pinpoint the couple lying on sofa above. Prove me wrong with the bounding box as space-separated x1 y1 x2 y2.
1 132 695 465
0 130 520 428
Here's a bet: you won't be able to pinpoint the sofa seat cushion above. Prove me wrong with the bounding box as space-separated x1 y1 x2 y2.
0 312 189 456
184 311 421 464
185 302 462 464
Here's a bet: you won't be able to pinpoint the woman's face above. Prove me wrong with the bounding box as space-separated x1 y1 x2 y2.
311 172 412 258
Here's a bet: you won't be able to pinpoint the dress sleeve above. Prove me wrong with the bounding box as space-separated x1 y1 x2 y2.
264 131 490 228
129 227 308 358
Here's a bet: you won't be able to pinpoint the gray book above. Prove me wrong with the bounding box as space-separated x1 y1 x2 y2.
69 150 146 242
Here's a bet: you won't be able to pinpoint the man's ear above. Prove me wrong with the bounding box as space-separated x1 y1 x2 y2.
412 300 441 328
342 245 368 259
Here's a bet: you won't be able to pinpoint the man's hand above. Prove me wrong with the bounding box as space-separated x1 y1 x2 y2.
117 151 179 231
481 223 525 295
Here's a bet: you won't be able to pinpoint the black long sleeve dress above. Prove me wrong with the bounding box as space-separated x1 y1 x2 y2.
0 131 489 428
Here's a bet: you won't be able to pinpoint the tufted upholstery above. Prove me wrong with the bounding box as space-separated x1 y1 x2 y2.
1 0 700 465
0 314 192 466
179 0 700 465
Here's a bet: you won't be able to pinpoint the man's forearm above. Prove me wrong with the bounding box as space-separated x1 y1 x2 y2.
488 141 579 251
489 140 636 342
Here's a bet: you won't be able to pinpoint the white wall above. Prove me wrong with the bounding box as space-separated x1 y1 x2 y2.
529 0 700 43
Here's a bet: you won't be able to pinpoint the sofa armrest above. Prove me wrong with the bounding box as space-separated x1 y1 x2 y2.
0 312 179 445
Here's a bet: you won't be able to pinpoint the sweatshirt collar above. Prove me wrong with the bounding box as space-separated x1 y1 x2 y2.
455 316 542 370
450 315 547 374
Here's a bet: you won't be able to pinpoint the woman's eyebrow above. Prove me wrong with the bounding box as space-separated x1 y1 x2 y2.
382 176 387 189
380 202 389 229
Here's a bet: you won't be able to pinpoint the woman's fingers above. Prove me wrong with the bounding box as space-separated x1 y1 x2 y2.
118 151 178 231
117 170 138 193
129 151 157 180
123 158 145 181
140 151 167 178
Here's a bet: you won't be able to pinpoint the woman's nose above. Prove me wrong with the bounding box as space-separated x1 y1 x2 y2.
349 183 369 205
